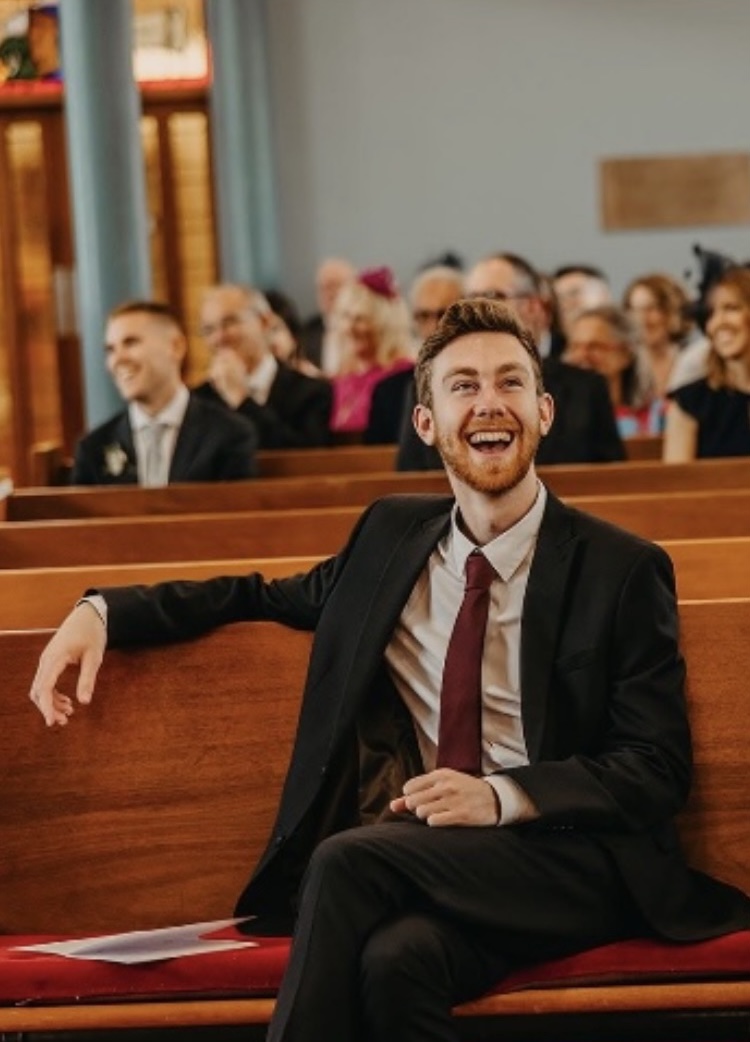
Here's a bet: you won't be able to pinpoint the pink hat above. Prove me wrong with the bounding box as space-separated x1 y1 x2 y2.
358 266 398 300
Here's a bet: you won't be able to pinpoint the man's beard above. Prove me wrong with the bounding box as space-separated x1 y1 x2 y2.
434 424 540 495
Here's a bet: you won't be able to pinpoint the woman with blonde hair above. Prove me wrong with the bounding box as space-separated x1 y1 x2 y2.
664 267 750 460
328 267 414 436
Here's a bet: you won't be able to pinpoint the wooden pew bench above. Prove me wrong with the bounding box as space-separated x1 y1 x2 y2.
2 599 750 1038
0 487 749 569
0 536 748 629
0 556 323 628
6 456 750 521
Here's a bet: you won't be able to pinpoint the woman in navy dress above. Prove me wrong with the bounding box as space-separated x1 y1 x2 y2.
664 268 750 460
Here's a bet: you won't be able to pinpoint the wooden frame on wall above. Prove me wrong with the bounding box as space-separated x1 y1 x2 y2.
600 152 750 231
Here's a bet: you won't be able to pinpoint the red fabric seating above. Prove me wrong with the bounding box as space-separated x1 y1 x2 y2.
2 926 750 1009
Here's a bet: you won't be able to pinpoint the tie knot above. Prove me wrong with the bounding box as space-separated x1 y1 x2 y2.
465 551 496 591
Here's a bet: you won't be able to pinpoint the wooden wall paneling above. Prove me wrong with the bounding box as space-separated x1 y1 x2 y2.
154 107 185 318
141 114 169 304
167 108 216 384
0 115 23 482
7 118 68 481
42 114 84 457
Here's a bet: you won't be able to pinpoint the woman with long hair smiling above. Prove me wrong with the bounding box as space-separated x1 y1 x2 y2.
664 267 750 460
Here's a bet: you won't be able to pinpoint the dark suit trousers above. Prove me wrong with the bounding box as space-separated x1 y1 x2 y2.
266 817 641 1042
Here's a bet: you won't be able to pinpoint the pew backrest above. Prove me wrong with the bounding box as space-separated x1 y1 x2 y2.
1 599 749 936
0 557 323 629
0 488 749 570
1 537 749 629
7 457 750 521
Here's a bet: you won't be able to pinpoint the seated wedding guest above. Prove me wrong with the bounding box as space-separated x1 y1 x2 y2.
566 305 659 437
195 283 333 449
330 266 415 438
300 257 356 374
397 256 625 469
364 265 465 445
265 288 323 379
70 301 258 486
622 273 693 399
664 267 750 460
552 264 612 340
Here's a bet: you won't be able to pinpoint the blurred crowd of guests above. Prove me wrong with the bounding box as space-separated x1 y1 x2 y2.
71 245 750 485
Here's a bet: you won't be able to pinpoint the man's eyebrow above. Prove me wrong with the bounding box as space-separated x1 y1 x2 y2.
442 365 479 381
442 362 530 380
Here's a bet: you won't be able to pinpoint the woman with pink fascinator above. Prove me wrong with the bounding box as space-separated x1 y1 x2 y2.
328 267 415 438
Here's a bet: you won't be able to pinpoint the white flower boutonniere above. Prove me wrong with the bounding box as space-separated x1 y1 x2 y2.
104 443 129 477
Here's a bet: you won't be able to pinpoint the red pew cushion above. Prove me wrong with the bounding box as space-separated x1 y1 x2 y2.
2 927 750 1008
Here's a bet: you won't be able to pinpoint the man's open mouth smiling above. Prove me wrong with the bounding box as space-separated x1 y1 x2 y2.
466 430 514 453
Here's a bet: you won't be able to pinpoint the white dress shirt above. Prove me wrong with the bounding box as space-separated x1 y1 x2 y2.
245 353 278 406
385 484 547 824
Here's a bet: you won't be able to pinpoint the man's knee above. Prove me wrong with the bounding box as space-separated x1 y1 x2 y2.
361 915 450 996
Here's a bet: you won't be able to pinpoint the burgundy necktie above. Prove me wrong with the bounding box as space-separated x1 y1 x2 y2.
437 550 496 774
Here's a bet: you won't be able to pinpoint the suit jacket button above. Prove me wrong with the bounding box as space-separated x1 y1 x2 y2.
274 833 285 846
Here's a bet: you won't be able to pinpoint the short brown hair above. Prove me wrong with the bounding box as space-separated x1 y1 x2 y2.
414 297 544 408
107 299 185 334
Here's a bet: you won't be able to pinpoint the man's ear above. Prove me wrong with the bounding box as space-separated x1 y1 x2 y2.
539 392 555 437
413 403 436 446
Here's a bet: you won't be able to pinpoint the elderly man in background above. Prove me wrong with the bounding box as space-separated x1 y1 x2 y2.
195 283 333 449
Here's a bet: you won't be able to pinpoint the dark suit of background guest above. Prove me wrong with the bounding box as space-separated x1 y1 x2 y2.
194 363 333 449
70 394 258 485
397 359 625 470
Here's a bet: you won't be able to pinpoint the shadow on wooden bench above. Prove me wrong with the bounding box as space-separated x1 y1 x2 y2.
2 600 750 1036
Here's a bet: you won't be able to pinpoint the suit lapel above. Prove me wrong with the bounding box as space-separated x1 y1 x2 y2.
169 397 200 480
108 415 137 484
521 492 579 761
350 508 452 670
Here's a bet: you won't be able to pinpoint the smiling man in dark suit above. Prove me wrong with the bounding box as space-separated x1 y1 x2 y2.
70 301 257 486
33 299 750 1042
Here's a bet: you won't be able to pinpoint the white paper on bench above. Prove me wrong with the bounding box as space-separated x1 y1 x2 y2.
13 917 258 964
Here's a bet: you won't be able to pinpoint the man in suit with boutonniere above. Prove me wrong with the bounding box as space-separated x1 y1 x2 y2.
70 301 258 486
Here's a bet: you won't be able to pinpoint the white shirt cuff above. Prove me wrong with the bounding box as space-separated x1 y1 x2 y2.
484 775 540 826
75 594 108 629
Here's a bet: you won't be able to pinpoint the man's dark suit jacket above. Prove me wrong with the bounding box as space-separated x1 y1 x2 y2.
101 492 750 942
397 359 625 470
70 393 258 485
364 367 414 445
194 362 333 449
